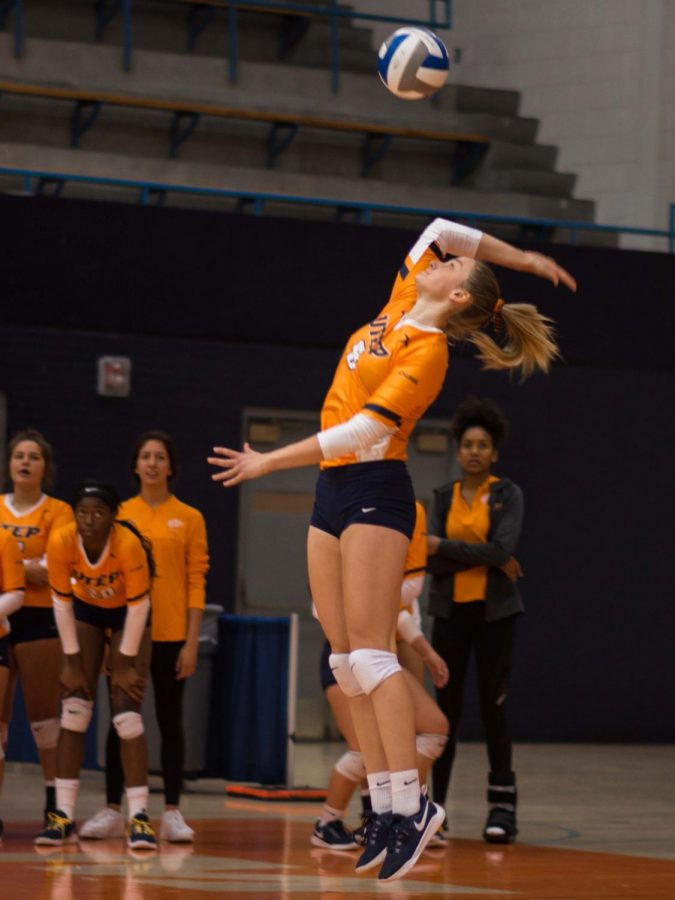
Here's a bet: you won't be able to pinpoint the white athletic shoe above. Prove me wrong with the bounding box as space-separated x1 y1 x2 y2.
79 807 125 840
160 809 195 843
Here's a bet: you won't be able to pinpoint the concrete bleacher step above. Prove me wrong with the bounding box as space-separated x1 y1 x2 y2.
16 0 375 72
0 140 597 224
471 168 578 198
0 36 542 150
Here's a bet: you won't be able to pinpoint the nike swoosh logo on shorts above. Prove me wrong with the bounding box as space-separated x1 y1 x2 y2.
361 507 376 513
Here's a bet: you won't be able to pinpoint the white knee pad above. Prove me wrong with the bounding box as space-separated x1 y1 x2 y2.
349 648 402 695
416 732 448 761
61 697 94 734
31 718 60 750
329 652 363 697
335 749 366 782
112 711 144 741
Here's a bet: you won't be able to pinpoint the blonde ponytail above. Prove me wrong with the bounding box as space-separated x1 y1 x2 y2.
445 260 561 380
468 303 560 379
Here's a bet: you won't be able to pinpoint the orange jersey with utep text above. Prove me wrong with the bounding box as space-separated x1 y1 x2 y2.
48 521 151 610
118 495 209 642
401 501 427 615
0 529 26 638
0 494 74 608
320 244 449 468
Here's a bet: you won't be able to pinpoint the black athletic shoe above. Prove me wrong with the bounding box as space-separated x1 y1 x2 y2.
35 810 78 846
354 811 393 873
483 807 518 844
127 811 157 850
377 791 445 882
310 819 358 850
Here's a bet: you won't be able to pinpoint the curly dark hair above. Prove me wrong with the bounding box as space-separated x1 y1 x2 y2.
449 396 510 448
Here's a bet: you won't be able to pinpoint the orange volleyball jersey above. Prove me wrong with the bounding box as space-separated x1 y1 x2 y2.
401 501 427 614
320 243 449 468
48 521 150 610
0 529 26 638
118 495 209 642
446 476 498 603
404 501 427 580
0 494 74 608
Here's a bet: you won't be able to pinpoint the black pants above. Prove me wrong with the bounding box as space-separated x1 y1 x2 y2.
107 640 186 807
431 603 517 807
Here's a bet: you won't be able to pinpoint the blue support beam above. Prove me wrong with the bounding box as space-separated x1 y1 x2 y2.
0 0 23 57
1 165 669 251
186 4 217 52
70 100 103 149
266 122 299 168
169 111 201 158
361 132 392 178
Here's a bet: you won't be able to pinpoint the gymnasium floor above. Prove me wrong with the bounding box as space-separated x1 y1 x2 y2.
1 742 674 898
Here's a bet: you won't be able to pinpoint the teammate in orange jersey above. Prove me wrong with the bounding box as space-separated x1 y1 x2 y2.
0 528 25 844
209 217 576 882
81 432 209 844
0 429 73 824
35 481 156 850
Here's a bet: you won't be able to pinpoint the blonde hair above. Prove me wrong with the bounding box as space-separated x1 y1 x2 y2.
445 260 560 379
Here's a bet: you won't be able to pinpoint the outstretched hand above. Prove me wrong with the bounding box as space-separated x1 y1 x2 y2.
208 442 269 487
521 251 577 293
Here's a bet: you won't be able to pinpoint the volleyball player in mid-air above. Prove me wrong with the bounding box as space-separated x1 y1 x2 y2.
209 217 575 881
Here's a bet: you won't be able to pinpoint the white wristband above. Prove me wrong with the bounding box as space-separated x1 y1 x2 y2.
53 596 80 654
119 597 150 657
409 217 483 264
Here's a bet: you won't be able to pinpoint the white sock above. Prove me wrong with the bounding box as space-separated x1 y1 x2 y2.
390 769 420 817
318 803 345 828
55 778 79 820
126 785 149 820
367 771 392 814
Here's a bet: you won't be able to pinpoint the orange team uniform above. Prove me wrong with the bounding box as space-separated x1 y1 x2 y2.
118 496 209 642
321 243 449 468
0 494 74 608
446 476 499 603
48 522 150 610
0 530 26 638
401 502 427 613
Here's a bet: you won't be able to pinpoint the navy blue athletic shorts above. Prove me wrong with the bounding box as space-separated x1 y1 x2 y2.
74 599 128 632
9 605 59 645
0 634 9 668
319 638 337 692
310 460 416 540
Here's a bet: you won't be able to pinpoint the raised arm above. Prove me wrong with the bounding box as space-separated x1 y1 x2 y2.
475 233 577 292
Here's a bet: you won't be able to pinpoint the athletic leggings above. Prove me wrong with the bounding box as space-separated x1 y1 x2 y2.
107 640 186 807
431 602 517 807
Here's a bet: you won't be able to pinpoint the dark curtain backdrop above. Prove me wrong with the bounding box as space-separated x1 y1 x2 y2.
1 194 673 741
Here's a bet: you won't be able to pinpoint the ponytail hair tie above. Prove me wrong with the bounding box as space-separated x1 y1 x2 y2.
482 298 505 331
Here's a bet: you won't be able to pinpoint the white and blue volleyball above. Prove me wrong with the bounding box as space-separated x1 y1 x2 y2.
377 27 450 100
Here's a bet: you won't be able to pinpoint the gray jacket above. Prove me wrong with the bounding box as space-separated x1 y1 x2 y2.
426 477 524 623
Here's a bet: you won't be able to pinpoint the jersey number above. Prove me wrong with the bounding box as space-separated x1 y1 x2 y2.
346 339 366 370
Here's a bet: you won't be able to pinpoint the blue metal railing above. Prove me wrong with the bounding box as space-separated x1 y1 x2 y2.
3 1 451 89
0 165 672 251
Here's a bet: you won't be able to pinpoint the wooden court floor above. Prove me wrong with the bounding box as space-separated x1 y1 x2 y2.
2 743 675 898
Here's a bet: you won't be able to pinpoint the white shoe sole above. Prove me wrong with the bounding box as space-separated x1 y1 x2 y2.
355 846 387 873
378 803 446 883
310 834 358 851
35 833 78 846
